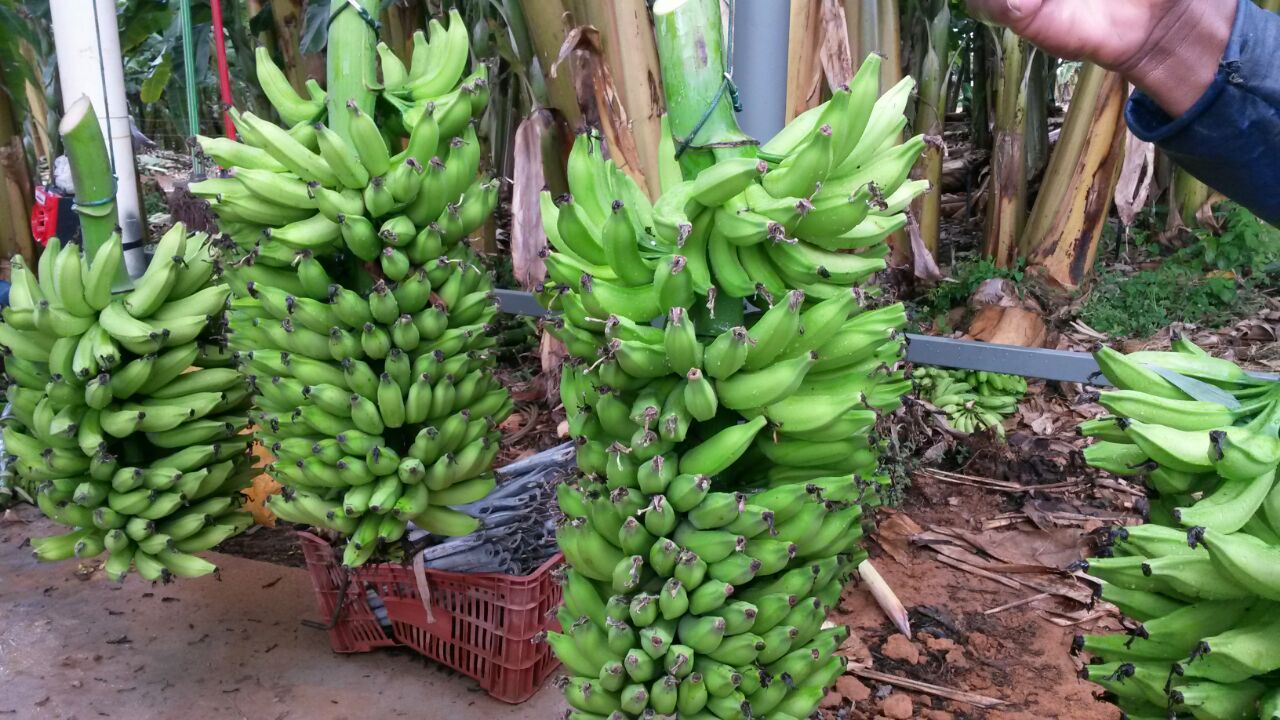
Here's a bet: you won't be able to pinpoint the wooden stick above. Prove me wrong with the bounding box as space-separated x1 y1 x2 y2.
984 592 1050 615
847 666 1006 708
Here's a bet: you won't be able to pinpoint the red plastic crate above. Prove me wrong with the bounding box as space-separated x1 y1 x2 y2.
298 531 563 703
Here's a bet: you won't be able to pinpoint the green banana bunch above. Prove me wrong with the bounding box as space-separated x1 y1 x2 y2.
3 219 258 583
542 52 914 719
912 366 1027 437
202 8 508 569
1078 343 1280 719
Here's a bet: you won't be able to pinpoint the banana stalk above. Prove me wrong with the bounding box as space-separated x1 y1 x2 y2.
653 0 753 177
1022 63 1126 289
58 97 119 259
326 0 380 142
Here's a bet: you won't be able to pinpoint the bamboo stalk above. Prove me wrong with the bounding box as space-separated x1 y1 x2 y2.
912 0 949 256
58 97 118 258
1024 64 1127 289
327 0 380 142
981 29 1027 268
570 0 666 199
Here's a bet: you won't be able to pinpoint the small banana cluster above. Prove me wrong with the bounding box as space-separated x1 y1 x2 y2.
1076 343 1280 719
912 366 1026 436
539 53 921 720
197 10 509 568
0 225 258 582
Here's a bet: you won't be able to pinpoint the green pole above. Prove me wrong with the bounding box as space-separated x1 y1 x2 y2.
179 0 200 168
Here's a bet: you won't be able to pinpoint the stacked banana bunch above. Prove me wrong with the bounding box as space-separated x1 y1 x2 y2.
194 10 511 569
912 366 1027 436
0 226 257 582
1075 344 1280 719
538 54 921 720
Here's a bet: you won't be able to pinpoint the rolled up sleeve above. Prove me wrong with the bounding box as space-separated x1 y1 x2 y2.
1126 1 1280 225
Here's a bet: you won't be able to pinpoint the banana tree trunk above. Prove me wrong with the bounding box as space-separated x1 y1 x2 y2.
970 28 992 152
0 91 35 271
517 0 582 125
381 1 423 64
1024 49 1050 181
981 29 1027 268
912 0 949 257
785 1 824 122
269 0 306 90
1169 168 1211 230
1023 64 1127 289
843 0 902 92
569 0 667 199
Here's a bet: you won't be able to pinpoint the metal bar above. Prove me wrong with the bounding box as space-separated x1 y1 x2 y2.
490 288 1278 384
902 334 1107 384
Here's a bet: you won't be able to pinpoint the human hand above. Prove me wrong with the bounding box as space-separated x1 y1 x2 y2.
967 0 1238 116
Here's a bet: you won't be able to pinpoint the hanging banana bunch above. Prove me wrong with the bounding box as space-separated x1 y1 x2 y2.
1076 343 1280 720
0 97 258 582
194 9 510 569
913 366 1027 436
537 54 925 719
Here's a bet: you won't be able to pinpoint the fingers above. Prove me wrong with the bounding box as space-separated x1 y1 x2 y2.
966 0 1044 27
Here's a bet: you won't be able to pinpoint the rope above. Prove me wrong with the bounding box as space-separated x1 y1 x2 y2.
89 1 117 174
329 0 381 34
675 0 742 158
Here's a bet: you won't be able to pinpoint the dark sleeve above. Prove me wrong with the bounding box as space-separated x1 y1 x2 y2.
1125 1 1280 225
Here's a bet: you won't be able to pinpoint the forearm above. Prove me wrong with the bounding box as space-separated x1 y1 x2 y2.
1119 0 1237 117
1126 0 1280 224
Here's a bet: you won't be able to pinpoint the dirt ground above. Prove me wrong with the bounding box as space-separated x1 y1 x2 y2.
824 471 1122 720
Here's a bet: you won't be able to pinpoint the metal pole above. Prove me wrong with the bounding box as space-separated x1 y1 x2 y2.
48 0 147 277
731 0 791 142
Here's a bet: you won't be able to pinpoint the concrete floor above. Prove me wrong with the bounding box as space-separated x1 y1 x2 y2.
0 507 567 720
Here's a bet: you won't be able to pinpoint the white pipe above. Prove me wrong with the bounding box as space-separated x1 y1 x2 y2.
732 1 790 143
49 0 147 279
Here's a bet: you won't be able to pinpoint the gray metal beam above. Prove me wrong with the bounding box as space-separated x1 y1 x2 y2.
490 288 1277 385
903 334 1107 384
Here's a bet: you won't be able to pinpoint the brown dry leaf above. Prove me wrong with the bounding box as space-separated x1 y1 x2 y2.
907 213 944 281
936 525 1090 571
553 26 647 191
1113 129 1155 227
874 510 924 565
510 109 554 289
819 0 853 88
967 306 1047 348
